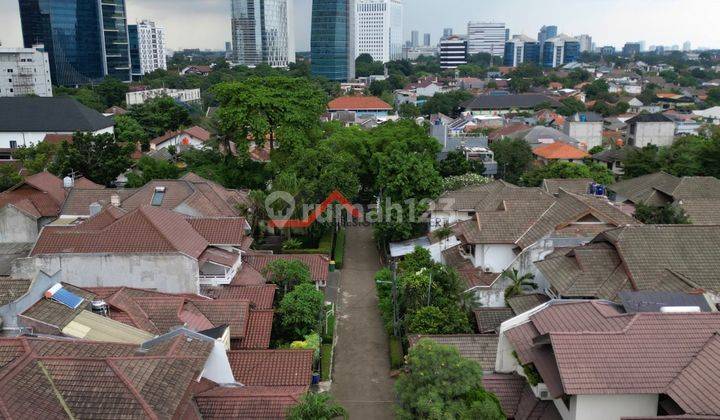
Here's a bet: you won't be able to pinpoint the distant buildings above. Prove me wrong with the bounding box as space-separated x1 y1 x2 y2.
125 88 202 106
0 44 52 97
537 25 558 44
467 22 507 56
423 33 431 46
625 113 676 148
128 20 167 78
542 34 581 68
19 0 131 85
440 36 468 69
231 0 295 67
411 30 419 47
443 28 453 38
355 0 403 62
310 0 355 81
623 42 642 57
576 34 593 52
683 41 692 51
503 35 540 67
600 45 616 56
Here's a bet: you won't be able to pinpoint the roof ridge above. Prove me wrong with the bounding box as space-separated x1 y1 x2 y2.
106 359 160 420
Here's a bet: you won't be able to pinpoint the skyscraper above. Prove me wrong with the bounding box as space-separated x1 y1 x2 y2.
504 35 540 67
19 0 131 86
537 25 558 44
439 36 467 69
467 22 506 56
423 33 431 47
411 30 419 47
231 0 295 68
355 0 403 63
576 34 593 52
542 34 580 68
311 0 355 81
443 28 453 38
683 41 692 51
622 42 641 57
128 20 167 78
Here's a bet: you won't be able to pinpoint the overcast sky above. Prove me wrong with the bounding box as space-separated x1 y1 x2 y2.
1 0 718 52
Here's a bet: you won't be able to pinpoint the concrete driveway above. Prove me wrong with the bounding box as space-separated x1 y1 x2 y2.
331 225 395 419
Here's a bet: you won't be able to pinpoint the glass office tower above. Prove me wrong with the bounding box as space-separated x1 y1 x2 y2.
19 0 131 86
310 0 355 81
231 0 294 67
128 24 141 79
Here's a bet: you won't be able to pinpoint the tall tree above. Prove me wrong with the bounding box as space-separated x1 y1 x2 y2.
490 138 533 184
278 283 324 341
51 132 134 186
128 97 192 139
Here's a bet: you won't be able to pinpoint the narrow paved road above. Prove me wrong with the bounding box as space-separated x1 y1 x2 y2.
332 225 395 419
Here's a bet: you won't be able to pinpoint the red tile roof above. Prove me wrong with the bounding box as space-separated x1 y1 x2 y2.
327 96 392 111
231 264 268 286
244 254 329 284
236 310 274 349
42 133 74 145
149 126 211 146
532 142 589 160
206 284 276 309
195 385 305 419
227 350 314 386
488 123 531 142
0 171 67 218
188 217 248 245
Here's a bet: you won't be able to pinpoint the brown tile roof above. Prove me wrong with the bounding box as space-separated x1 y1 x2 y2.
441 245 499 288
666 334 720 416
0 278 31 306
507 293 550 315
328 96 392 111
227 350 314 386
61 188 137 216
679 199 720 225
541 178 593 196
188 217 248 245
204 284 276 309
0 171 67 218
488 123 531 142
474 307 514 333
42 133 74 145
608 173 720 206
21 283 96 329
195 385 305 419
482 373 526 418
532 142 589 160
231 263 268 286
244 254 329 284
236 310 274 349
408 334 498 371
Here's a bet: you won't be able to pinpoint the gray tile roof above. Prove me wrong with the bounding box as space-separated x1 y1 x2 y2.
541 178 594 196
0 97 114 132
591 147 634 163
474 308 514 333
507 293 551 315
508 125 580 146
408 334 498 371
618 291 712 313
463 94 560 110
0 243 32 276
626 113 674 124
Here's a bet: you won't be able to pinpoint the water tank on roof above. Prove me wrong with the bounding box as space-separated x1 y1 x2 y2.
63 176 74 188
580 114 587 122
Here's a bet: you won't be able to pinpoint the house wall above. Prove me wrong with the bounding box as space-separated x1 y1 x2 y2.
472 277 511 307
0 271 61 331
559 394 658 420
565 122 603 150
429 210 474 231
153 134 205 151
475 244 516 272
0 205 38 243
631 122 675 147
0 126 114 148
12 253 199 294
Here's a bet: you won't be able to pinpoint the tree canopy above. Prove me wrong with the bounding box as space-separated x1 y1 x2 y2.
490 138 533 184
51 132 134 186
519 161 615 187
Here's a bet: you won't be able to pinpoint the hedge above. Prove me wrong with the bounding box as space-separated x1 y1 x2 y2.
333 228 346 269
389 336 404 369
282 230 333 255
323 313 336 344
321 344 333 381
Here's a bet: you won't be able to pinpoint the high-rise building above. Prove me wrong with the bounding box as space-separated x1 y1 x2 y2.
225 42 232 52
503 35 540 67
439 35 467 69
19 0 131 85
537 25 558 44
622 42 642 57
683 41 692 51
411 30 419 47
600 46 616 56
443 28 453 38
355 0 403 63
467 22 506 56
231 0 295 68
310 0 355 81
542 34 580 68
0 44 53 97
128 20 167 78
576 34 592 52
423 33 431 47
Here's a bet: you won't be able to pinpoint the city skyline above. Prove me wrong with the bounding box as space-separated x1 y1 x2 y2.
0 0 719 53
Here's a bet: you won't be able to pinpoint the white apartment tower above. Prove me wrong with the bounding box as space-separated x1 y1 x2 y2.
576 34 593 52
135 20 167 74
0 44 52 97
439 36 467 69
467 22 506 56
355 0 403 63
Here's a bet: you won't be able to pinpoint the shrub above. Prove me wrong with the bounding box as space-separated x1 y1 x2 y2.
389 336 404 369
333 228 346 269
323 313 336 344
321 344 332 381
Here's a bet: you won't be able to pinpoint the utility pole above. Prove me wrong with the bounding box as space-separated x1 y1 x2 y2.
392 260 399 338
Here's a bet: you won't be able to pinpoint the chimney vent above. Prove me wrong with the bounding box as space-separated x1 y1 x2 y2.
89 202 102 216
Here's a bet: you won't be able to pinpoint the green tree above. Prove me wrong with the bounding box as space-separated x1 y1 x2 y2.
421 90 473 117
263 259 313 296
634 203 690 225
278 283 324 341
128 97 192 139
442 173 490 191
11 142 58 175
557 98 587 116
707 87 720 106
51 132 134 186
94 77 129 108
584 79 610 100
395 339 504 420
287 393 347 420
509 78 531 93
0 165 22 192
502 269 538 303
125 156 181 188
212 76 328 150
490 138 533 184
622 146 663 179
355 54 384 77
519 161 614 187
398 246 435 274
398 103 421 119
405 305 471 335
114 115 149 150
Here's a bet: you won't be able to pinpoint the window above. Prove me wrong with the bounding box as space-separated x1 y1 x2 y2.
9 141 17 149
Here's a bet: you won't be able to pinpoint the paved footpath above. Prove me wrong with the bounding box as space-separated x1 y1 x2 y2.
331 225 395 419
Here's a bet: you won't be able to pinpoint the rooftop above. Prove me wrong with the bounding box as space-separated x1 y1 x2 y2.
328 96 393 111
463 94 560 111
408 334 499 372
532 142 589 160
227 350 314 386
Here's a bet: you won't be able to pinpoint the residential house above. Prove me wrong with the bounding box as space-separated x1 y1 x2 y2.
0 172 103 243
125 88 202 106
0 97 114 150
693 106 720 124
532 142 589 164
496 300 720 420
625 113 676 147
506 126 582 150
628 97 644 113
180 65 213 76
14 205 251 292
536 225 720 301
541 179 594 196
327 96 393 120
663 110 702 136
608 172 720 224
487 123 531 143
591 147 633 176
149 126 211 150
462 94 560 116
562 112 604 150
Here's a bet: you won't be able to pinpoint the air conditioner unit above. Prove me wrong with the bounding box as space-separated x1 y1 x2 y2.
483 267 492 273
535 383 553 401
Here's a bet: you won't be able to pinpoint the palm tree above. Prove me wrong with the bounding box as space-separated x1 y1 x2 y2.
286 393 348 420
502 269 538 303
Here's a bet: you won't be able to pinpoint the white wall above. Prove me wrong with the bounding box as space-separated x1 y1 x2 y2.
12 253 200 294
0 126 114 149
632 122 676 147
152 133 205 150
429 210 474 231
475 244 517 272
565 122 603 150
0 205 38 243
564 394 659 420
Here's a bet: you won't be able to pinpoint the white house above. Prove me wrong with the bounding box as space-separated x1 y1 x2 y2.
563 112 604 150
693 106 720 124
0 97 114 149
0 44 53 97
625 113 676 147
149 126 211 150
